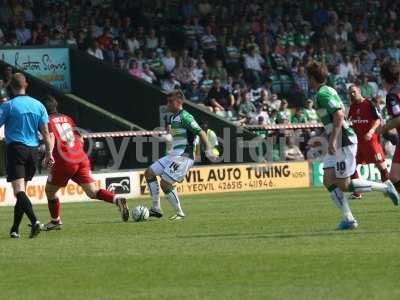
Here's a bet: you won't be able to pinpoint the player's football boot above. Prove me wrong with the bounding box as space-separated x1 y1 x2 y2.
29 221 42 238
9 231 20 239
337 219 358 230
169 213 185 221
149 207 163 218
116 197 129 222
44 219 63 231
350 193 362 200
384 180 399 206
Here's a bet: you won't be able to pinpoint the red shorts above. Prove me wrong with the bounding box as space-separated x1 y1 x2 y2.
393 145 400 164
356 142 385 165
48 159 94 187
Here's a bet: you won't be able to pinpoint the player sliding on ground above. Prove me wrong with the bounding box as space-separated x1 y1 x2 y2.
42 95 129 230
144 90 216 220
307 62 399 230
348 84 390 199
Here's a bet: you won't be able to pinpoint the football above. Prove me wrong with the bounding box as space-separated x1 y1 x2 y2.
132 205 150 222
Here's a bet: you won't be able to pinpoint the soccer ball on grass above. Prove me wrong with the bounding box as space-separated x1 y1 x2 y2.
132 205 149 222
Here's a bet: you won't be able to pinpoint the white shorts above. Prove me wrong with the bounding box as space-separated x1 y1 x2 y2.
323 144 357 179
150 155 194 184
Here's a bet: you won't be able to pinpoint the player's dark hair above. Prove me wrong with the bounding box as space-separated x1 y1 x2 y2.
381 60 400 85
306 61 328 84
42 95 58 114
201 121 209 131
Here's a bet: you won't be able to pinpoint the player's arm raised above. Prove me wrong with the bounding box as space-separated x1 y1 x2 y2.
329 109 344 155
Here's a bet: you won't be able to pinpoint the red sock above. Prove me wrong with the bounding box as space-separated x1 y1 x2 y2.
97 189 115 204
351 170 359 180
380 168 390 182
48 198 60 220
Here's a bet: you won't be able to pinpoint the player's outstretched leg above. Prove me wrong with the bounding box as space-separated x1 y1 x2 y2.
44 182 63 231
144 167 162 218
349 178 399 206
160 179 185 220
350 162 393 202
81 183 129 222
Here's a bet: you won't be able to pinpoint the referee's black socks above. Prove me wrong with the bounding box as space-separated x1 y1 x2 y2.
11 192 25 233
11 192 38 232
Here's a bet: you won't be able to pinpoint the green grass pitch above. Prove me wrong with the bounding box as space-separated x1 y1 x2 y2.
0 187 400 300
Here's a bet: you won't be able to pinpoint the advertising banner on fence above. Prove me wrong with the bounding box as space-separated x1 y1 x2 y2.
0 47 71 92
138 162 310 196
0 171 140 206
312 160 392 186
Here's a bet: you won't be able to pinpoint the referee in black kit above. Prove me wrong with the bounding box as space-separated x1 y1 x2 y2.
0 73 54 238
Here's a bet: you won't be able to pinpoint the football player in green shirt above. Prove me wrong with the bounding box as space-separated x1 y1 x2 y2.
307 62 399 230
144 90 217 220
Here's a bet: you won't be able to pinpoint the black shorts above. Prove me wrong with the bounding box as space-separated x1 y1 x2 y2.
6 143 39 182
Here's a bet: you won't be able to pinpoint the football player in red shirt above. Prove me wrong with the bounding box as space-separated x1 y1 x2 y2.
381 61 400 193
42 95 129 230
348 84 389 199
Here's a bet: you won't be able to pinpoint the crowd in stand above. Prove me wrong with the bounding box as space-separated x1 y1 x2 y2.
0 0 400 129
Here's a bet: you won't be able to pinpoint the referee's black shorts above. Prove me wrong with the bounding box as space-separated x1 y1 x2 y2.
6 142 39 182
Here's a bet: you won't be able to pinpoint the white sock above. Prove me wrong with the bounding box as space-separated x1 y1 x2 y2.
330 187 355 221
147 180 161 211
350 179 387 193
165 189 184 216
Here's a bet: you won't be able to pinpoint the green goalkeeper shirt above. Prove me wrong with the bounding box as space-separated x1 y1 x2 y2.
169 110 202 159
315 85 357 147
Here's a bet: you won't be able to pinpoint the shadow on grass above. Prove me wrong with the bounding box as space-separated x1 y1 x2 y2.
82 219 159 225
356 209 398 215
177 229 400 240
82 220 128 225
